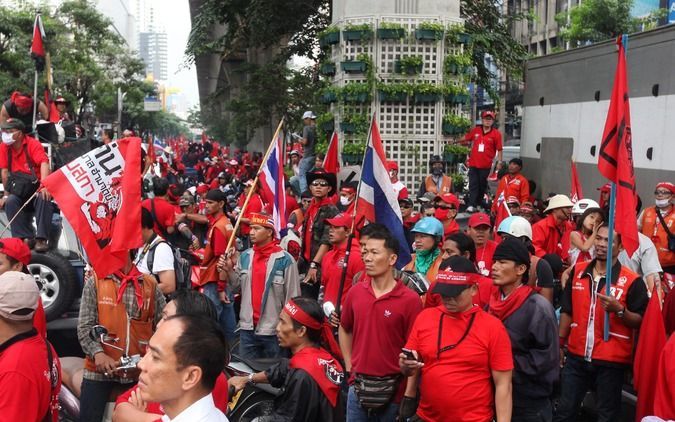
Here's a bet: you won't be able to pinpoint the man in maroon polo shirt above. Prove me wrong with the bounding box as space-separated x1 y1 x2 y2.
339 227 422 421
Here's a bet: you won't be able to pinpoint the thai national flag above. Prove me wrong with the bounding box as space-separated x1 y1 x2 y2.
356 116 411 269
258 134 287 237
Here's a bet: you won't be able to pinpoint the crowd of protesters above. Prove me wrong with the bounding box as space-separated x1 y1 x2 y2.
0 100 674 422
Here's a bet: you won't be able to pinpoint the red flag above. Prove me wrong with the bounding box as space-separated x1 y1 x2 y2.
146 135 156 163
597 36 639 256
44 90 60 124
634 291 667 421
493 191 511 242
42 138 143 276
31 14 46 71
323 132 340 174
570 160 583 203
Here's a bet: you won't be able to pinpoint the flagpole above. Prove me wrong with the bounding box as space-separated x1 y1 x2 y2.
32 70 38 132
603 183 617 341
225 118 284 253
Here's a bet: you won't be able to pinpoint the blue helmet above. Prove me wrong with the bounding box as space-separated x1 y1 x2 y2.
411 217 444 238
496 216 532 240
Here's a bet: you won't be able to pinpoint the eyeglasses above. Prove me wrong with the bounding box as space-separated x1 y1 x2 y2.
436 205 455 210
399 204 412 209
310 181 330 187
654 190 672 196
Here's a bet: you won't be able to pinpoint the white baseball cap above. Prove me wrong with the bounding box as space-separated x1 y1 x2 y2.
302 111 316 119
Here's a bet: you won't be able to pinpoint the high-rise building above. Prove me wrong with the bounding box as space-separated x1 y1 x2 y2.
96 0 138 51
139 31 168 81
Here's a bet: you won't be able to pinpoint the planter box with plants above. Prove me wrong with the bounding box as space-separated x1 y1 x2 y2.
450 172 467 192
443 85 471 105
444 144 471 166
446 24 472 45
395 55 423 75
320 62 336 76
442 115 472 137
377 81 412 103
342 141 366 164
341 83 372 104
415 22 444 41
377 22 406 40
412 83 442 103
318 26 340 47
341 61 367 73
444 53 473 76
320 87 340 104
316 112 335 133
340 114 368 134
342 23 373 42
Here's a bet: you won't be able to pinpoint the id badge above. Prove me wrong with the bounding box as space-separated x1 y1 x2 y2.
478 143 485 152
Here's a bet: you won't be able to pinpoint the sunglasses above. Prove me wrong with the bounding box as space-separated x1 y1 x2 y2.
436 205 455 210
399 204 412 209
654 190 672 195
310 181 330 187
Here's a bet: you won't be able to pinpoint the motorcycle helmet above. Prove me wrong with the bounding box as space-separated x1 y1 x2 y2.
411 217 444 239
571 198 600 216
497 216 533 240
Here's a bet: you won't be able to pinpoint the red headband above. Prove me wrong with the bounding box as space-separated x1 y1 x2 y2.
11 92 32 109
284 300 322 330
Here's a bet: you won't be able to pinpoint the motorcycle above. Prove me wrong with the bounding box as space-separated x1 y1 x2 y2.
58 325 142 422
225 354 283 422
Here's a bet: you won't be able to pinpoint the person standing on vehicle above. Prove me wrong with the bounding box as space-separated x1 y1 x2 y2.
297 111 317 194
0 271 61 422
134 208 176 296
489 239 559 422
555 224 649 422
339 229 422 421
229 297 345 422
491 158 529 215
638 182 675 274
467 212 498 277
416 155 453 199
532 194 574 259
0 91 49 132
399 268 513 422
77 255 166 422
0 118 53 252
219 212 300 359
136 315 228 421
463 110 503 213
198 189 236 342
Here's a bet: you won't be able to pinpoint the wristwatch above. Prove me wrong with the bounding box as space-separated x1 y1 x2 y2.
247 373 256 385
310 261 320 270
616 307 626 318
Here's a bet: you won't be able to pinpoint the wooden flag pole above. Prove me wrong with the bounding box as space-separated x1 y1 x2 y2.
225 118 285 253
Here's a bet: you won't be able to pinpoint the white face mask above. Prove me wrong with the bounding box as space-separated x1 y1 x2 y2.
340 196 351 206
655 198 671 208
1 132 16 145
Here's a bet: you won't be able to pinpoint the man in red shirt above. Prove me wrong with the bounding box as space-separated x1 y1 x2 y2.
339 228 422 420
0 118 52 251
321 213 364 310
142 177 177 239
468 212 498 277
400 269 513 422
492 158 529 215
463 110 503 213
0 271 61 422
532 194 574 258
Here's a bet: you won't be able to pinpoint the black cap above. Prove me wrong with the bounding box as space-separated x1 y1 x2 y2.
509 158 523 168
493 238 530 267
205 189 227 202
0 118 25 131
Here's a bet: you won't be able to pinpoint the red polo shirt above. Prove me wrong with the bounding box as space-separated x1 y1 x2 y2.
464 127 502 169
532 214 569 259
405 306 513 422
142 197 176 235
0 136 49 179
475 240 498 277
341 280 422 382
321 239 364 306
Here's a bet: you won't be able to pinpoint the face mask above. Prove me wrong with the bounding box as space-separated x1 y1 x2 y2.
389 170 396 178
340 196 351 206
656 198 671 208
1 132 16 145
434 208 450 220
432 168 443 176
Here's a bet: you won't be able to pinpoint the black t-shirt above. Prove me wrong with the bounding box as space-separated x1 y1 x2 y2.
302 125 316 156
3 100 33 133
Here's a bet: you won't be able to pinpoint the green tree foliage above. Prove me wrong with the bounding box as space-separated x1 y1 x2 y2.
556 0 666 46
0 0 188 137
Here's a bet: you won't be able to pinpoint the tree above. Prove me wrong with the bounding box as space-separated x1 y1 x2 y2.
556 0 666 46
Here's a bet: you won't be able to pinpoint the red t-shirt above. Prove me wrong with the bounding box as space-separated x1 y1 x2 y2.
341 280 422 401
0 331 61 422
405 306 513 422
238 194 263 235
464 127 503 169
475 240 498 277
285 194 299 218
0 136 49 179
321 240 365 306
142 198 176 235
115 372 229 415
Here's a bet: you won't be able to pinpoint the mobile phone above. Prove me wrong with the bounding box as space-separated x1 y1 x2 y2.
401 348 417 361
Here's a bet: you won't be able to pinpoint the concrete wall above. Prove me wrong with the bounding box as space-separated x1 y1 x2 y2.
332 0 459 21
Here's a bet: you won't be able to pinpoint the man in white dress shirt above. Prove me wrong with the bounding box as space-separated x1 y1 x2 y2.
137 314 228 421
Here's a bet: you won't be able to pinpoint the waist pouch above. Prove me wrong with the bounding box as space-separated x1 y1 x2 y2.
353 373 400 410
7 172 39 201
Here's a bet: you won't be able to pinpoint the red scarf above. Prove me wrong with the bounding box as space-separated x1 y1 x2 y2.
289 346 343 407
250 240 282 324
303 196 334 261
113 266 145 309
488 284 533 321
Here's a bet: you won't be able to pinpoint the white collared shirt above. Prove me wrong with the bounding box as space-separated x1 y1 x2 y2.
160 394 228 422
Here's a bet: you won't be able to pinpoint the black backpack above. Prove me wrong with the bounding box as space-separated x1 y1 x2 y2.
147 241 191 291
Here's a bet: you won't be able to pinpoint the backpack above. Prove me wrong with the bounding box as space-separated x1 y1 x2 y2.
147 240 191 291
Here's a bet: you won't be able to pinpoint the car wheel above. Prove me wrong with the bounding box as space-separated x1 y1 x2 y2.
29 251 78 321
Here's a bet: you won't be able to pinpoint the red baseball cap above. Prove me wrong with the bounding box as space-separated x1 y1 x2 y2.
431 270 476 297
386 161 399 171
481 110 495 119
468 212 491 228
434 193 460 209
325 213 353 229
0 238 31 266
655 182 675 193
597 183 611 192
